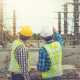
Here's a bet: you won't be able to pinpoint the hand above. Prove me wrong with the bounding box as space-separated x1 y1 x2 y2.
53 26 57 33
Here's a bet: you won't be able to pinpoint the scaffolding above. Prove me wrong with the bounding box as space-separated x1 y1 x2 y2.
58 0 80 46
0 0 4 46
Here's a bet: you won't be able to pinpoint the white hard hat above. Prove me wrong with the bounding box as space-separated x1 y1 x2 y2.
40 26 53 37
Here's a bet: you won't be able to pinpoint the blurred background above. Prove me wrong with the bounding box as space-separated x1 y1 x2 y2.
0 0 80 80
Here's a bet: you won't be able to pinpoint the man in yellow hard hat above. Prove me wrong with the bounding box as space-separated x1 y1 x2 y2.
9 25 32 80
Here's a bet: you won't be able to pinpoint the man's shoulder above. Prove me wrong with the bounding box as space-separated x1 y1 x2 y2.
16 45 25 50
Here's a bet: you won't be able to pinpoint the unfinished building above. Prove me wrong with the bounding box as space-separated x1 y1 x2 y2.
58 0 80 46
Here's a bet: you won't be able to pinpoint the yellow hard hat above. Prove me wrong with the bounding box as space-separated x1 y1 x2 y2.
19 25 32 37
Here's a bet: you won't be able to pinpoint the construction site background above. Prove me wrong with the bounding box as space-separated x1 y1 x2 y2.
1 0 80 80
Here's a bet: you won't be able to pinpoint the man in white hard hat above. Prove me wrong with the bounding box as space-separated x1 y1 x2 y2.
37 26 64 80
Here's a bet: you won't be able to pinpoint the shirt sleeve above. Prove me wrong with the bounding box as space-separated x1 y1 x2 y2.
16 46 31 80
54 32 64 47
37 47 51 72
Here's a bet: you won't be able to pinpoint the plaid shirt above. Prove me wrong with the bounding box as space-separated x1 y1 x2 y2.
16 46 31 80
37 32 64 72
37 47 51 71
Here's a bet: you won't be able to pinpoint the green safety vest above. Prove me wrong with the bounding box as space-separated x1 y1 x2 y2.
9 39 24 73
42 41 62 79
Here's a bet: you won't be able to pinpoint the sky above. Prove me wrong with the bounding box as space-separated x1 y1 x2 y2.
4 0 69 33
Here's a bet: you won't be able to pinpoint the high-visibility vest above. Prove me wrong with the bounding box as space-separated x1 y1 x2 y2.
9 39 24 73
42 41 62 79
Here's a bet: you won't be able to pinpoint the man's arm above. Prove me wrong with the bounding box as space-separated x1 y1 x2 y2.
37 48 51 72
53 27 64 46
16 46 31 80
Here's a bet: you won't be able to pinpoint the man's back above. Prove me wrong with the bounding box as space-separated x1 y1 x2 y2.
37 31 64 80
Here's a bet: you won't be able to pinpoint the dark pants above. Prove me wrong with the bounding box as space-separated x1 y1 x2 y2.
42 76 61 80
11 72 41 80
11 74 24 80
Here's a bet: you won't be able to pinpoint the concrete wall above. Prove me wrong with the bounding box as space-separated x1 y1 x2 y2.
63 46 80 65
0 46 80 70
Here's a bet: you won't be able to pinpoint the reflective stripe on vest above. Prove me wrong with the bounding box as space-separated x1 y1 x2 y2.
42 42 62 79
9 39 24 72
